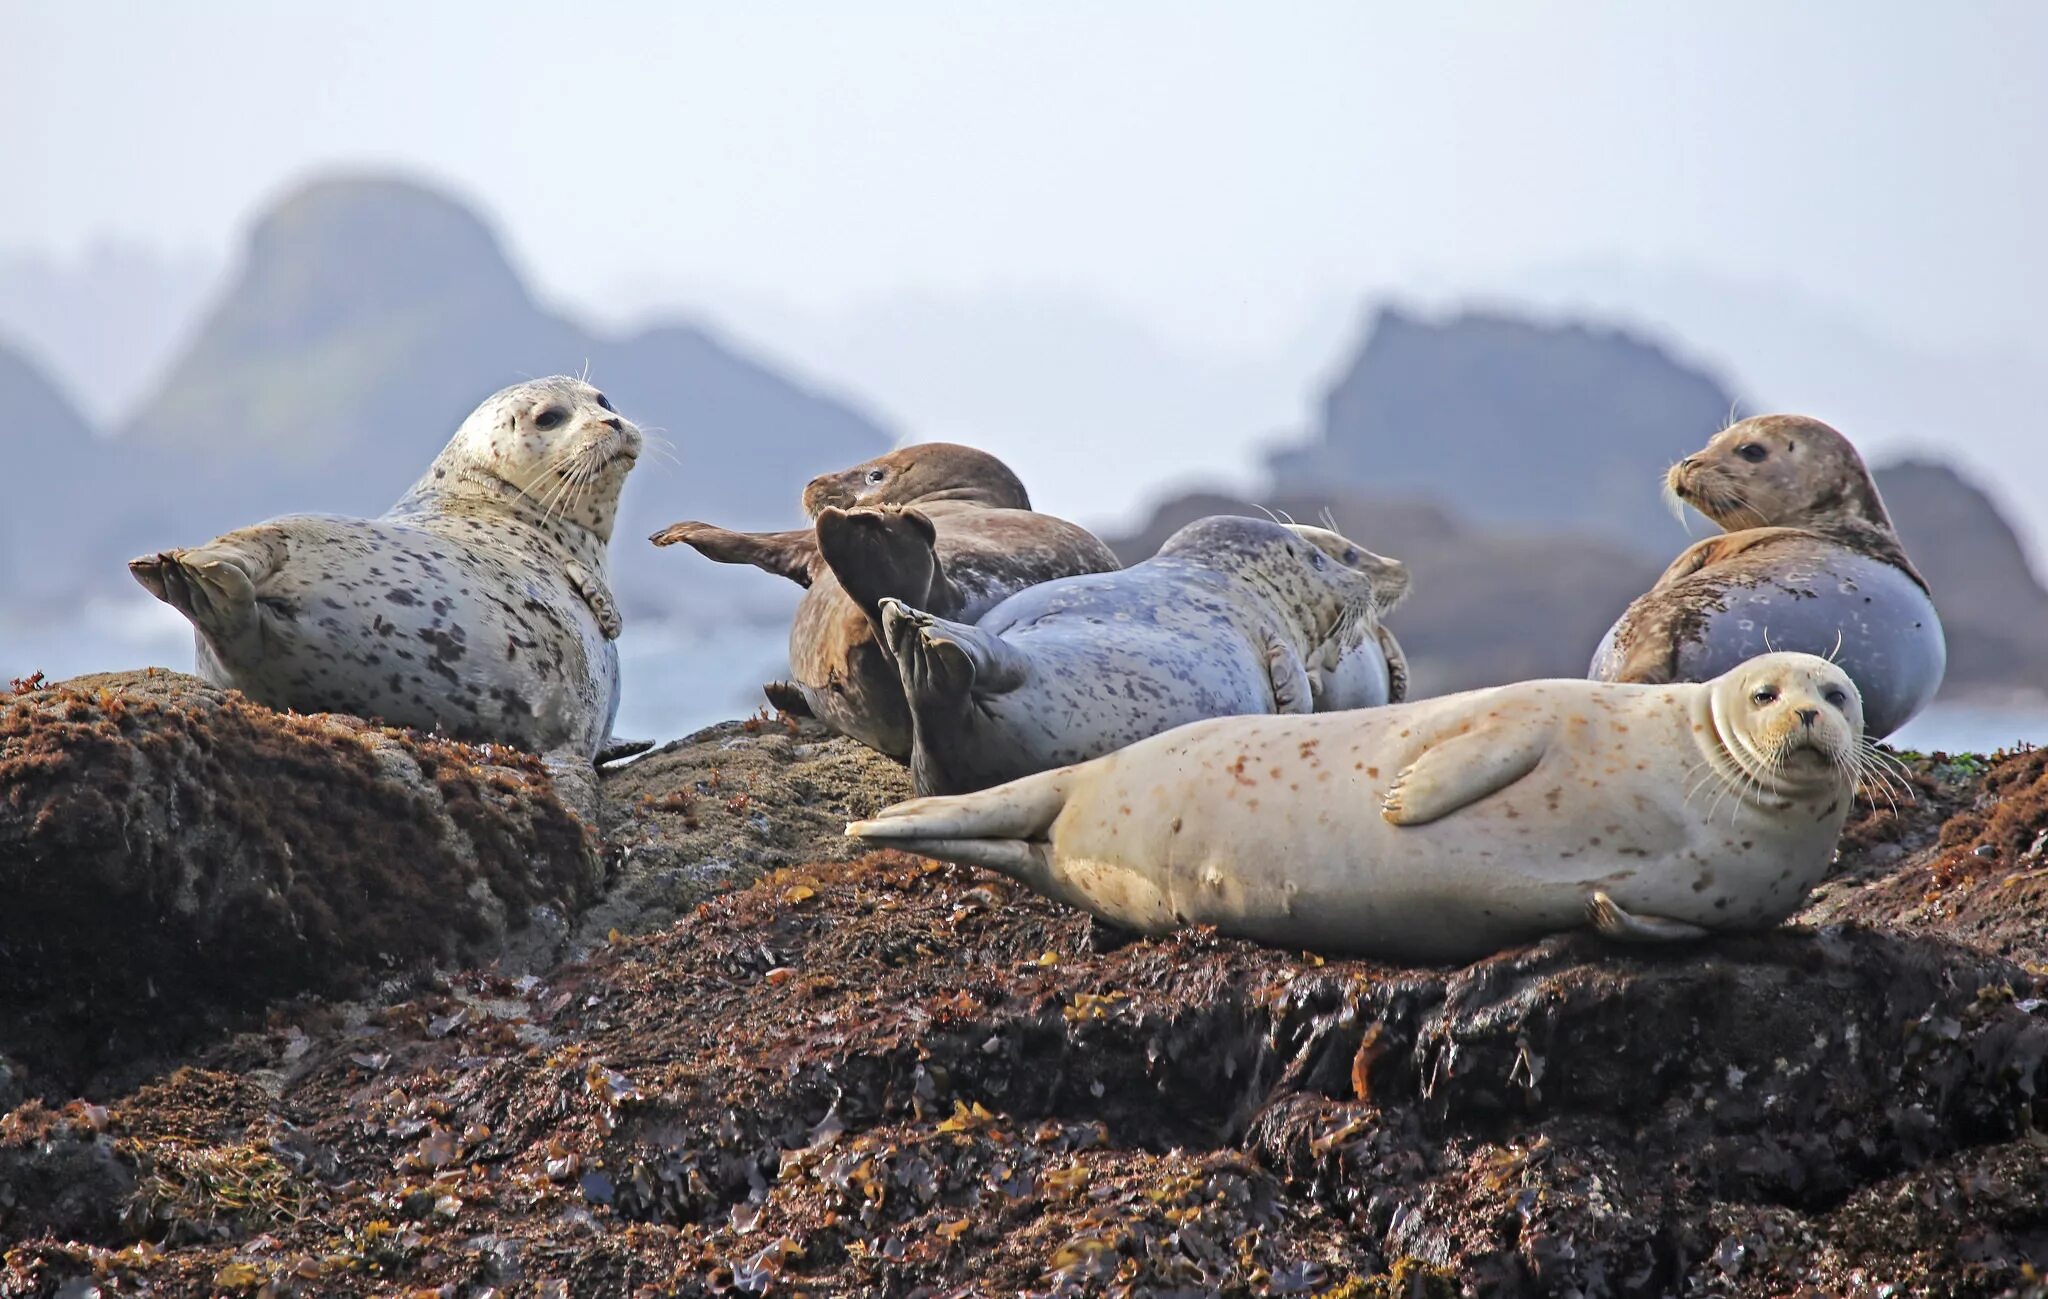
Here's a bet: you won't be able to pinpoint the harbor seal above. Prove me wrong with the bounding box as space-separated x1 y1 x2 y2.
129 376 641 764
850 652 1867 963
878 516 1410 796
1591 414 1944 738
650 443 1119 756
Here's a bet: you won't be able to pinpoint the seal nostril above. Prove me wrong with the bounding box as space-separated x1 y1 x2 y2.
604 417 623 432
1797 708 1819 726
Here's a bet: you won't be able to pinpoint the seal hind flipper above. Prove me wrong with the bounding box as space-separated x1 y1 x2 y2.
650 521 819 588
597 736 655 765
815 505 952 624
1380 718 1553 826
129 532 285 663
878 598 1031 698
847 766 1075 896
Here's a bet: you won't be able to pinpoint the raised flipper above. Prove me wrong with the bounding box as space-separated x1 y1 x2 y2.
129 528 289 664
1586 891 1710 944
1380 717 1553 826
815 505 957 625
848 766 1077 898
564 559 622 639
649 521 819 588
1266 633 1312 714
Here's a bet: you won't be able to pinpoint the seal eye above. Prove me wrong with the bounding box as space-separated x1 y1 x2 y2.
1824 687 1848 708
1310 551 1326 569
1343 548 1359 563
534 408 566 431
595 393 614 412
1736 442 1768 463
865 468 887 485
1751 686 1780 706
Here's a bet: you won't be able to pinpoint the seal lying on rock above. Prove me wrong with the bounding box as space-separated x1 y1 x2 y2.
650 442 1119 757
852 653 1868 963
130 377 641 765
1590 414 1944 738
878 517 1410 796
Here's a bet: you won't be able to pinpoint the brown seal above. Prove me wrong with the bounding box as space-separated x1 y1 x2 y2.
1591 414 1945 737
650 443 1120 756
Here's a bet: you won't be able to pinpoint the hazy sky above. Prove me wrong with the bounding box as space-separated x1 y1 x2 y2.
6 2 2045 539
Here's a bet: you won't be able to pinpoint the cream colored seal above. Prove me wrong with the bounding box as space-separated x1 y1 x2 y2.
850 652 1870 963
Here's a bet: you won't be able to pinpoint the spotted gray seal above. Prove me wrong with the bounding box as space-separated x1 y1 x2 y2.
129 376 640 764
851 652 1868 963
650 442 1119 757
879 516 1409 796
1589 414 1944 738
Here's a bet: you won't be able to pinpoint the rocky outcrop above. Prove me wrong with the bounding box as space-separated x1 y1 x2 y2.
3 735 2046 1295
0 670 601 1094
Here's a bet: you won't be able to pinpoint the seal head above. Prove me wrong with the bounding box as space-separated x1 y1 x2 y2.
802 442 1030 517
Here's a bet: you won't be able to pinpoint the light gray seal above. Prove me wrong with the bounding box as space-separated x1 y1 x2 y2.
851 653 1868 963
1590 414 1944 738
879 516 1410 796
129 376 642 764
650 442 1119 757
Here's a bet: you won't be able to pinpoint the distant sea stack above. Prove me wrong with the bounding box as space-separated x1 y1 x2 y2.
1267 306 1739 550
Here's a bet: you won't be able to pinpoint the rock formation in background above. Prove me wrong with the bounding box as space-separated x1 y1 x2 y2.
1267 306 1740 550
0 340 115 601
1239 307 2048 702
110 174 898 613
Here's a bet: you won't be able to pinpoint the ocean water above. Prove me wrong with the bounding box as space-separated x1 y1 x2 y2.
5 594 2044 756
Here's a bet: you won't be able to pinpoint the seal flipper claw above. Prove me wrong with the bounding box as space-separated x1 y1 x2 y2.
879 598 1031 698
1586 890 1711 944
816 505 951 626
1380 718 1552 826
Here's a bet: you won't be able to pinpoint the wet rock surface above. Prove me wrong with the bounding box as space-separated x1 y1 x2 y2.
1 709 2045 1295
0 671 600 1097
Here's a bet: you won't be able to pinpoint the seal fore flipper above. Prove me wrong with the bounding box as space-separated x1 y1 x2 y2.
564 559 622 639
1266 633 1312 714
815 505 955 626
649 521 819 588
1586 890 1711 943
1380 717 1553 826
848 766 1077 898
1376 624 1409 703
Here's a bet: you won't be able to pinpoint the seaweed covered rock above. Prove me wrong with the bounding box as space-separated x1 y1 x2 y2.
585 712 910 945
0 670 601 1093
